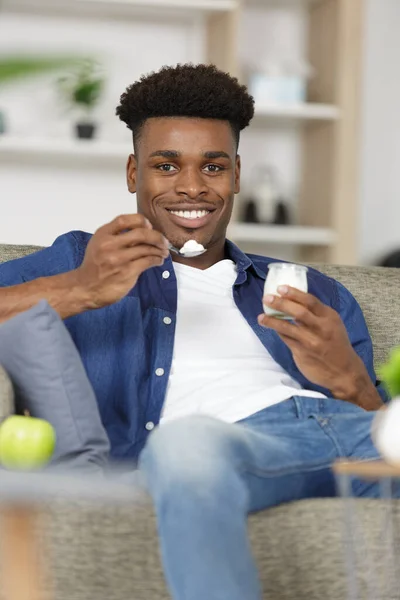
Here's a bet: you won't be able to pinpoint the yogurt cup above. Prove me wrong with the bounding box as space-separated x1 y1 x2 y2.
263 263 308 319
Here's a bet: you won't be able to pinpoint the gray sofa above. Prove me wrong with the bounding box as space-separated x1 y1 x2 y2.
1 242 400 600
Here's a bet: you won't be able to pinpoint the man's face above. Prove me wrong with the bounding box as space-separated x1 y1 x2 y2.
126 117 240 251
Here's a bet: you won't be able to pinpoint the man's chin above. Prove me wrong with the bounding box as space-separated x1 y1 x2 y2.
159 222 213 248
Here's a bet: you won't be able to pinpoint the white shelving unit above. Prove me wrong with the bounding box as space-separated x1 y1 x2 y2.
246 0 324 5
2 0 237 19
229 223 336 246
236 0 362 264
0 137 129 167
254 103 340 122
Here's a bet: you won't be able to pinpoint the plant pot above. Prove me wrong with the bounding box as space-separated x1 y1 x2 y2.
75 122 96 140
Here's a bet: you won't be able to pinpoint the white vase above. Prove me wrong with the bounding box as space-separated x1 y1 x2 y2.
372 397 400 464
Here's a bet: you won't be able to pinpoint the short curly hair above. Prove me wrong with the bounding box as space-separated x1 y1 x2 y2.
116 63 254 150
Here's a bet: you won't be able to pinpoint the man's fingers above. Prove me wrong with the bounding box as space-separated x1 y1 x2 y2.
102 244 168 271
124 244 169 263
132 255 166 275
100 214 152 236
97 227 168 255
262 295 319 328
258 313 321 351
257 313 302 341
273 286 327 317
115 227 168 251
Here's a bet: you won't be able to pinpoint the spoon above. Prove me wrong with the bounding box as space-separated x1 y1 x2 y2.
168 241 207 258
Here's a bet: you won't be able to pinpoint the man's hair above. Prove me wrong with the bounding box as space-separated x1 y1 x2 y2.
116 63 255 150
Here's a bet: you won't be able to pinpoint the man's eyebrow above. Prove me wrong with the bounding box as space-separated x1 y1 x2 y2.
149 150 180 159
148 150 232 160
203 151 231 160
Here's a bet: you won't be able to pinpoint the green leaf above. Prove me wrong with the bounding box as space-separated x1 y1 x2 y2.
72 78 103 107
0 56 80 85
57 60 105 109
378 346 400 398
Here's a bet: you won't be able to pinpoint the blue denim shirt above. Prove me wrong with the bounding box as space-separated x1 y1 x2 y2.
0 231 386 461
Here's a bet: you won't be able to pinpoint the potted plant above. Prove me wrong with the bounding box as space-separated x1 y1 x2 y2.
58 60 104 140
0 55 79 135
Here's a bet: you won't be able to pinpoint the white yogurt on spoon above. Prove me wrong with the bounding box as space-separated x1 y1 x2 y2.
169 239 206 258
180 240 205 256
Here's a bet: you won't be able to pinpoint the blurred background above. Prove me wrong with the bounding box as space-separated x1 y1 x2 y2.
0 0 398 266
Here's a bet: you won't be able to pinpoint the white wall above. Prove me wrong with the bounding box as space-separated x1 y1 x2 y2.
358 0 400 265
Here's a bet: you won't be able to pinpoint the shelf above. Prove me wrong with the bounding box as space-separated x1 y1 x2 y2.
83 0 236 10
229 223 337 246
0 137 129 167
244 0 325 6
2 0 237 19
254 103 340 122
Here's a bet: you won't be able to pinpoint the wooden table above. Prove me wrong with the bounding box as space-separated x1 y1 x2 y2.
333 459 400 480
0 468 143 600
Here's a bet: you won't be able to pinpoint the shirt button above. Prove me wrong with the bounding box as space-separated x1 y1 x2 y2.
163 317 172 325
155 368 165 377
145 421 155 431
162 270 170 279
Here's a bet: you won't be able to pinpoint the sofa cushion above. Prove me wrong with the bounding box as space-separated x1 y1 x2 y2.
0 366 14 423
0 300 109 470
315 264 400 366
42 496 398 600
0 243 42 264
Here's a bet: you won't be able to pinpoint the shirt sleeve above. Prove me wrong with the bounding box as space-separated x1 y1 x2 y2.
336 280 389 404
0 232 83 287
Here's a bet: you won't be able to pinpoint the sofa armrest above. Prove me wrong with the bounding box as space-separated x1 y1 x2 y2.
0 366 15 422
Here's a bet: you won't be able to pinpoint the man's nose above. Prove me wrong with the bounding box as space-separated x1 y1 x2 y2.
175 166 208 199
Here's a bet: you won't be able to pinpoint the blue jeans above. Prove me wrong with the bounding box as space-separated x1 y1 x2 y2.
139 396 382 600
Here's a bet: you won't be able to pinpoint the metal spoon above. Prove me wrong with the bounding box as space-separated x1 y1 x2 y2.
168 243 207 258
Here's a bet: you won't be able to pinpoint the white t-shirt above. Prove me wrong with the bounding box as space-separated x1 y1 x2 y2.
161 260 326 424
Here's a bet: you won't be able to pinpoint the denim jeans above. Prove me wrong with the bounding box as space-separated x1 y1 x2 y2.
138 396 382 600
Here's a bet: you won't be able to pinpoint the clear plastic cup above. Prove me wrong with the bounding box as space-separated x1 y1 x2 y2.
263 263 308 319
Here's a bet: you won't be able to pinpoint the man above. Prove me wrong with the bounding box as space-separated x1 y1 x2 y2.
0 64 387 600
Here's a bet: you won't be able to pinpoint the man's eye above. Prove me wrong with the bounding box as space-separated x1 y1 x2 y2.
157 164 177 172
204 164 224 173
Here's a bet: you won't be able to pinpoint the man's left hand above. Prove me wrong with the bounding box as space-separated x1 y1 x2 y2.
258 286 382 410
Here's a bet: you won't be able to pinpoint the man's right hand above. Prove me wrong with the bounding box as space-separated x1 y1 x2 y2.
74 214 169 309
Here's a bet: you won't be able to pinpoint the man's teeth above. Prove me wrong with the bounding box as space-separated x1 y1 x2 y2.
169 210 210 220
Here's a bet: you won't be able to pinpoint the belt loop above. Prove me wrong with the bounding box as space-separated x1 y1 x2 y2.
292 396 304 419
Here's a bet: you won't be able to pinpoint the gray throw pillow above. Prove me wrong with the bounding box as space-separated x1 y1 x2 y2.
0 300 110 471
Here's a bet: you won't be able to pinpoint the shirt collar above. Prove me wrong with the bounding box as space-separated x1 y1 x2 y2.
160 239 267 286
225 239 267 284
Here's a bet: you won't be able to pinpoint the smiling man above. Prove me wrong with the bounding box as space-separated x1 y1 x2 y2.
0 64 389 600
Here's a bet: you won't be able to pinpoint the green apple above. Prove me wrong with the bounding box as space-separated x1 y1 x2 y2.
378 346 400 398
0 415 56 470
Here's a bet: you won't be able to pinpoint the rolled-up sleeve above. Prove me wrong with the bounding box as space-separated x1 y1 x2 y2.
0 232 83 287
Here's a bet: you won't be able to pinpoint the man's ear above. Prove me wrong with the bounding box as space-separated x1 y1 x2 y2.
234 155 241 194
126 154 137 194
